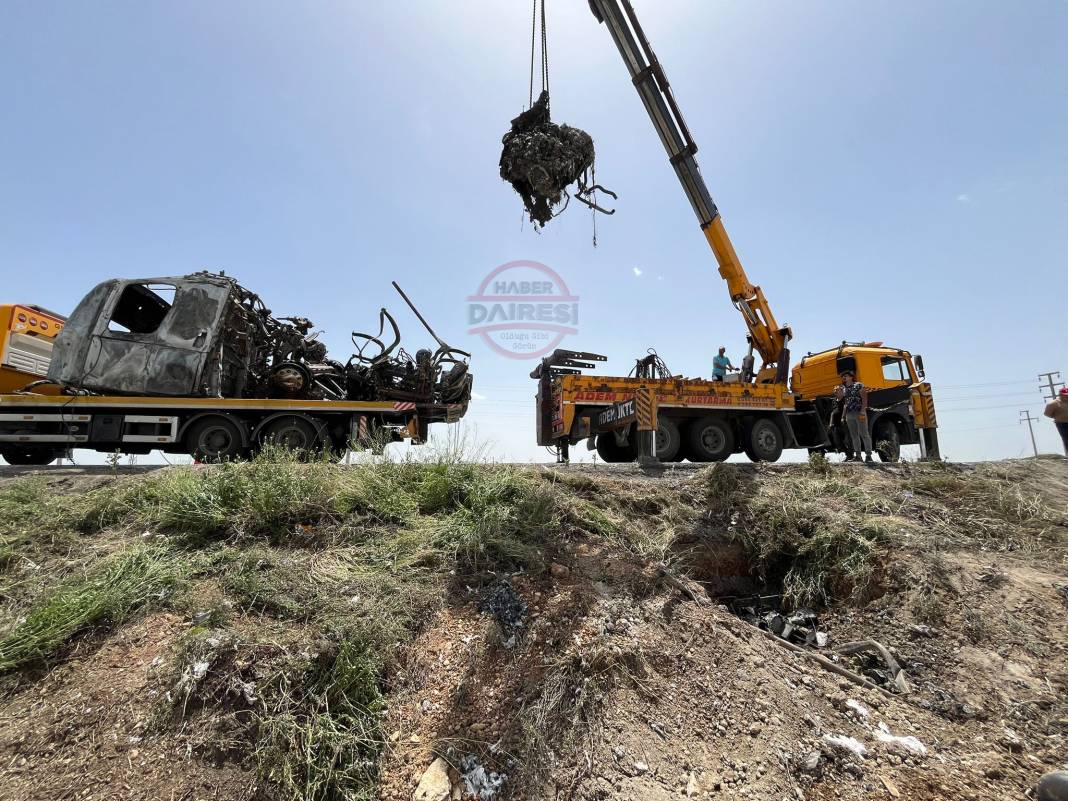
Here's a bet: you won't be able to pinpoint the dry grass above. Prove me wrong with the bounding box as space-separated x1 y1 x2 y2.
2 453 1064 799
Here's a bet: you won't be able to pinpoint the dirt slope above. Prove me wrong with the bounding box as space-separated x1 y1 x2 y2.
0 457 1065 801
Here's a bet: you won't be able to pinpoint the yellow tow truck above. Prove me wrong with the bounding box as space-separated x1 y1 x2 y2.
533 0 939 463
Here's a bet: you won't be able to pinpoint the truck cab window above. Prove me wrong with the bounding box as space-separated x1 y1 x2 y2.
881 356 907 383
107 284 176 334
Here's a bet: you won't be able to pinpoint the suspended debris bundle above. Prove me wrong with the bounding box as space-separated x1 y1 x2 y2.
499 91 595 227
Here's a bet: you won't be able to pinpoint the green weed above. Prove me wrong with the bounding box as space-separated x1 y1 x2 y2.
0 544 184 671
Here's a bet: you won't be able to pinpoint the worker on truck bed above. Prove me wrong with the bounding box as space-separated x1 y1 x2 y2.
712 347 735 381
835 370 873 463
1045 387 1068 455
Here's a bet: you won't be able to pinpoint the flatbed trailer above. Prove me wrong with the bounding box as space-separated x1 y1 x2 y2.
0 392 463 465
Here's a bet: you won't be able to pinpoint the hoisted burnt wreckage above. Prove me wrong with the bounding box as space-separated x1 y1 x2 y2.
499 1 615 228
9 271 473 461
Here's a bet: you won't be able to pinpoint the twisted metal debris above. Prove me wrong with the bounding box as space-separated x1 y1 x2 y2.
499 91 596 227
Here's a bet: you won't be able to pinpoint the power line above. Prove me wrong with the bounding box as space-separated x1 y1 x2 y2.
939 401 1044 412
938 422 1017 433
937 391 1042 403
937 378 1033 389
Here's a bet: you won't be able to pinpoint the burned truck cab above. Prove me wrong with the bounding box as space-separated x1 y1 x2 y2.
49 275 233 397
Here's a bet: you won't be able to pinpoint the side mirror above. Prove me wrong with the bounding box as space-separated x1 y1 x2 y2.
913 354 926 380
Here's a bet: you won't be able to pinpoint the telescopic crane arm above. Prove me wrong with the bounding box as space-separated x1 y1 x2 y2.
588 0 792 376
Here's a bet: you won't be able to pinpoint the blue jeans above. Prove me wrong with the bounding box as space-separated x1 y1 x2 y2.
1057 422 1068 456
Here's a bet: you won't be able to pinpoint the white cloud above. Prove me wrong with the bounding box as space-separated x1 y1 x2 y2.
470 391 486 401
956 193 972 204
632 267 643 277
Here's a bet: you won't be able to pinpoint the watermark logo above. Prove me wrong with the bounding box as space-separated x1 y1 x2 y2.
467 260 579 359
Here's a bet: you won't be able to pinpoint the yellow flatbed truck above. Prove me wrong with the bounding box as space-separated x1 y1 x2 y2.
0 391 457 465
1 273 472 465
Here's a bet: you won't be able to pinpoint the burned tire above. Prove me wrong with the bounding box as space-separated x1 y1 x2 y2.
260 415 322 456
595 433 635 463
875 423 901 463
685 416 735 462
185 416 245 462
743 418 784 463
654 418 681 462
0 446 60 466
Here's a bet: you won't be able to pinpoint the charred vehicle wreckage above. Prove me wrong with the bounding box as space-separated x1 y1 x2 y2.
0 272 472 464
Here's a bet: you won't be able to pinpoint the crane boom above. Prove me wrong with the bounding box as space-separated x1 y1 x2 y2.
588 0 792 375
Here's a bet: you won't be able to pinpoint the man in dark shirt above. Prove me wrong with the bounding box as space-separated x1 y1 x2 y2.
834 370 873 462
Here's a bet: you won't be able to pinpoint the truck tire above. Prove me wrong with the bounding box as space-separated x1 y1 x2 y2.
260 415 322 456
875 422 901 463
654 418 681 462
685 416 735 462
743 418 784 463
0 446 60 466
185 417 245 462
595 433 635 463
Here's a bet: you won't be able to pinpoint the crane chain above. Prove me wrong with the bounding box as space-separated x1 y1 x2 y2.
528 0 550 109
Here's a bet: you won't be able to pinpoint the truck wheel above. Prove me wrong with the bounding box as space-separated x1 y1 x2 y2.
260 415 322 456
654 418 681 462
595 433 629 463
185 417 245 462
875 424 901 463
686 416 735 462
743 418 784 463
0 446 60 466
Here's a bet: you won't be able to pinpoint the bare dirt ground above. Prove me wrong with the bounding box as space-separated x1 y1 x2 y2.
0 457 1065 801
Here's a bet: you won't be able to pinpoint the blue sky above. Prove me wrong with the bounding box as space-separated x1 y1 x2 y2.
2 0 1065 462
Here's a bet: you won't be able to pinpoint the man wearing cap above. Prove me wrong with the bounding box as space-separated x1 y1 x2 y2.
1044 387 1068 456
712 347 735 382
834 370 873 462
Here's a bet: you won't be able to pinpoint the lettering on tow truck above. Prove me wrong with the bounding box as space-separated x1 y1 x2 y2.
573 391 619 402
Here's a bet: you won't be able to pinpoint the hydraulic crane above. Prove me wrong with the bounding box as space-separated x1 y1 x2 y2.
588 0 792 383
532 0 940 463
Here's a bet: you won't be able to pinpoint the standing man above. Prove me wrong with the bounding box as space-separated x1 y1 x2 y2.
712 347 734 381
1044 387 1068 456
834 370 873 462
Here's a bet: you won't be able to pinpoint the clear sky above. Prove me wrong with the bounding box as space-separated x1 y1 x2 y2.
2 0 1065 463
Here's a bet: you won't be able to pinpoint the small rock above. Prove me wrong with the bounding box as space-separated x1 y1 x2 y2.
413 757 452 801
550 562 570 579
633 760 649 775
798 751 822 776
844 762 865 778
1000 727 1024 753
685 772 699 797
1036 770 1068 801
748 722 762 737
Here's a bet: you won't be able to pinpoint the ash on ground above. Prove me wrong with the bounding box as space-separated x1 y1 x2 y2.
499 91 594 227
477 581 528 646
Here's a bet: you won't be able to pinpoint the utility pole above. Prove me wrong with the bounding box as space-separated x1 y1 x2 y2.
1038 371 1064 401
1019 410 1039 458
